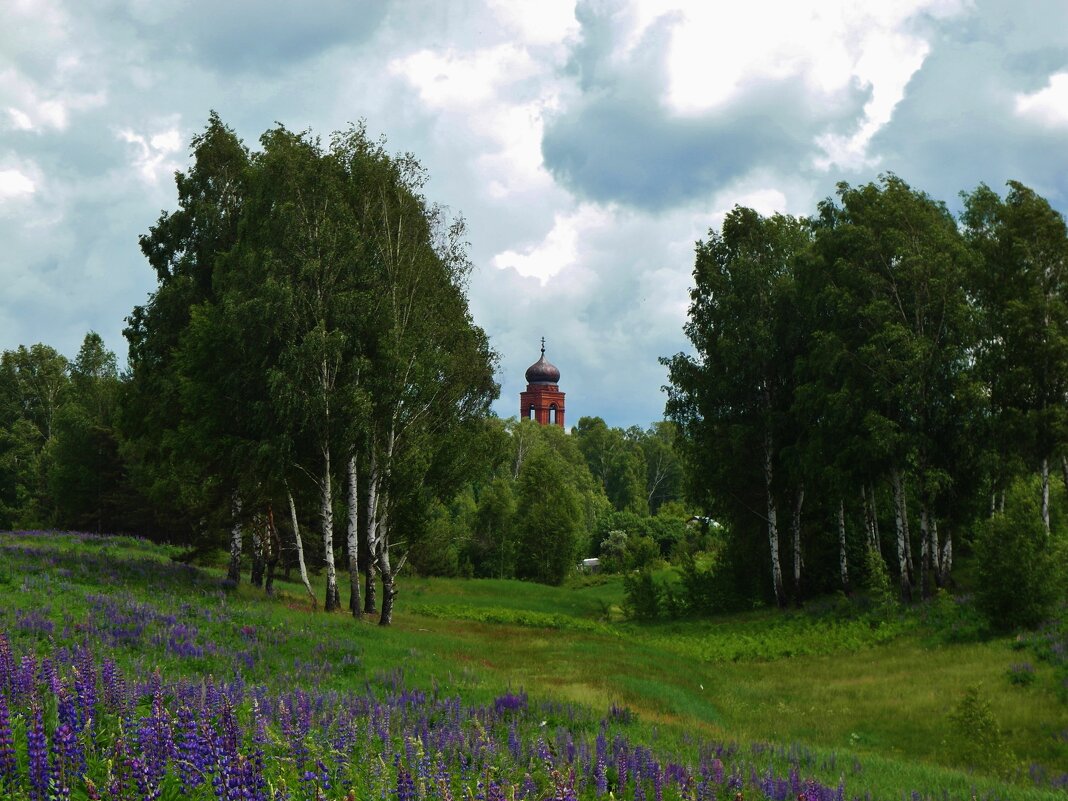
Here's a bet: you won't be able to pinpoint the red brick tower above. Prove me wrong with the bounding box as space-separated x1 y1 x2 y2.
520 338 565 427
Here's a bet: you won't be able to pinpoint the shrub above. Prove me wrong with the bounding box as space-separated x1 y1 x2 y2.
863 547 894 616
948 685 1015 776
975 483 1058 632
623 534 660 571
1006 662 1036 686
599 530 628 573
622 569 661 620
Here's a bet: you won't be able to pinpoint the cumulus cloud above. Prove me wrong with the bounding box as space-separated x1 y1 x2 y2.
1015 72 1068 128
117 125 183 185
0 168 35 202
1 0 1067 427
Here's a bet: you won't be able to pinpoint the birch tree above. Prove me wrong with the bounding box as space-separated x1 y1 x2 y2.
664 207 811 608
962 181 1068 536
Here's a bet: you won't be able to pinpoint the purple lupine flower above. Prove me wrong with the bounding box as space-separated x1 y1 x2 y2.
487 779 506 801
15 653 37 699
27 702 49 801
74 644 97 731
0 633 14 696
397 766 417 801
176 705 205 792
138 686 174 787
618 749 629 791
0 689 16 785
710 758 724 785
595 750 608 796
39 657 61 697
49 722 77 801
107 732 132 799
520 773 537 800
100 658 126 714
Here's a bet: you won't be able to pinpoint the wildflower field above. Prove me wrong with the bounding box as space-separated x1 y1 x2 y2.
0 531 1065 801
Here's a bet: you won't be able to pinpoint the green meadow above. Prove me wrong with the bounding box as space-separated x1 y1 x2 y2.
1 530 1065 800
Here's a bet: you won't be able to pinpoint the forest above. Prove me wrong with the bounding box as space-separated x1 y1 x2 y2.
1 118 1067 634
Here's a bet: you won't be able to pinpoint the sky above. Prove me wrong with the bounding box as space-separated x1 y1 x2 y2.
2 0 1068 428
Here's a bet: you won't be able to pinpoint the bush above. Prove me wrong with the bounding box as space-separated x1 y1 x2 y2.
624 534 660 571
947 685 1015 776
599 530 628 573
862 547 894 617
622 569 662 620
975 483 1058 632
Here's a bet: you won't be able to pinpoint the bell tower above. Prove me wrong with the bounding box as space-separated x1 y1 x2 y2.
520 338 565 427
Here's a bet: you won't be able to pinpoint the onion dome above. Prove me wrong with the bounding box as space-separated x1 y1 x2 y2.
525 339 561 384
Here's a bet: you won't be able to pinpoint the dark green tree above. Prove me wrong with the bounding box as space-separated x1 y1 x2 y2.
961 181 1068 534
664 207 811 607
514 445 584 585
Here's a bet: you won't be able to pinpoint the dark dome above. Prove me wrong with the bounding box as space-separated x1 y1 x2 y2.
525 351 560 384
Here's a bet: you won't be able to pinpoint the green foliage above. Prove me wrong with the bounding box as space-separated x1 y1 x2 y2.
515 447 584 585
863 547 894 616
599 529 628 573
622 569 662 620
975 483 1059 631
948 685 1016 777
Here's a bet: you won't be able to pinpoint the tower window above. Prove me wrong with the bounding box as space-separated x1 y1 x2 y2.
549 404 558 425
528 405 536 420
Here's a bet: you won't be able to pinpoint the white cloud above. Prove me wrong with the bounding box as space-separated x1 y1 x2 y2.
117 124 184 185
1015 72 1068 128
486 0 579 48
0 169 36 201
610 1 968 171
491 204 612 283
389 45 537 109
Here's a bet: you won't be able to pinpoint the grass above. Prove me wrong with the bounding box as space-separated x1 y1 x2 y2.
1 529 1066 800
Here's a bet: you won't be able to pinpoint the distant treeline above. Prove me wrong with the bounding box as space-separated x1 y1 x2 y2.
664 175 1068 616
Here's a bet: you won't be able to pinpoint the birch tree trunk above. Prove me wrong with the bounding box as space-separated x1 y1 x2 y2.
838 499 850 593
347 453 362 619
928 510 942 588
791 484 805 605
378 517 396 626
287 488 317 609
227 493 242 585
919 506 930 599
264 504 279 597
1042 456 1051 536
378 428 398 625
764 430 786 608
939 529 952 587
364 448 379 614
891 469 912 603
321 445 340 611
250 518 265 588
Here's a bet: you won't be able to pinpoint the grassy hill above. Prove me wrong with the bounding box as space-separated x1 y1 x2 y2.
0 530 1065 800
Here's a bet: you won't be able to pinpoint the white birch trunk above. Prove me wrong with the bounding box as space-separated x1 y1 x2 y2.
791 484 805 604
919 505 930 597
347 453 361 618
227 493 242 585
378 428 398 625
364 447 380 614
1042 456 1051 536
838 499 849 593
891 469 912 603
321 444 340 611
763 430 785 608
929 510 941 580
287 488 316 608
939 533 952 586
